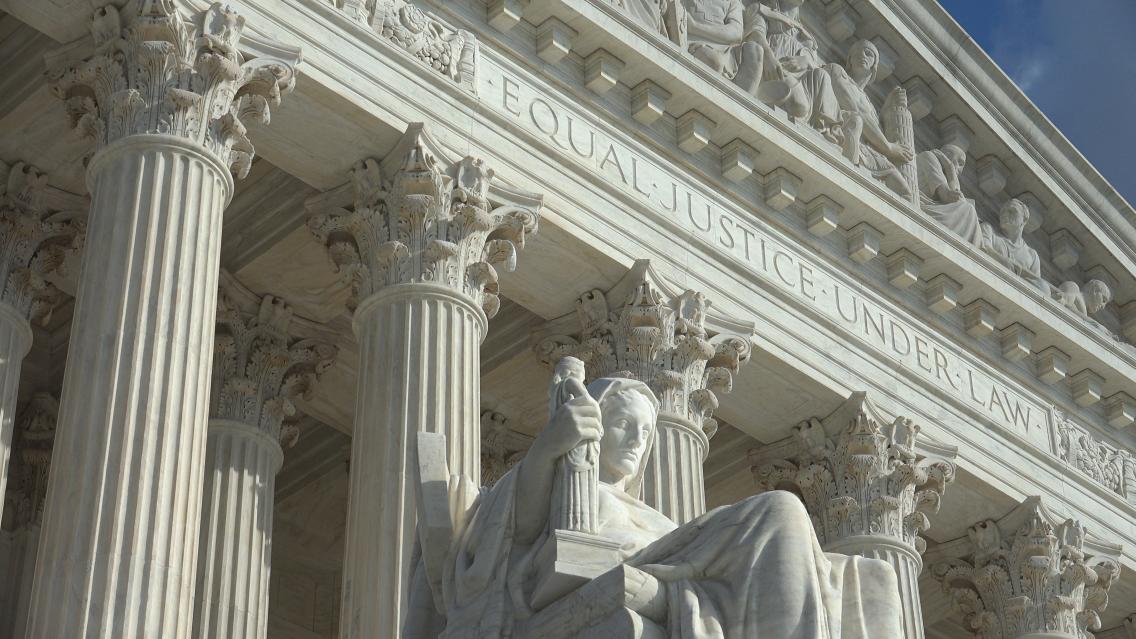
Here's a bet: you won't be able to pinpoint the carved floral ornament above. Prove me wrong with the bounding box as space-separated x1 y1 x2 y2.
0 160 84 324
3 393 59 528
45 0 300 178
306 124 541 317
534 260 753 437
1056 411 1134 502
211 272 338 445
930 497 1122 639
749 392 956 553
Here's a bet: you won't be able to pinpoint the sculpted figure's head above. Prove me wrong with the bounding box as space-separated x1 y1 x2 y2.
942 144 967 174
998 199 1030 238
847 40 879 85
1084 279 1111 314
587 378 659 492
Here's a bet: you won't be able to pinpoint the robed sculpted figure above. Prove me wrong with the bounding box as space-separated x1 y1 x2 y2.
405 364 903 638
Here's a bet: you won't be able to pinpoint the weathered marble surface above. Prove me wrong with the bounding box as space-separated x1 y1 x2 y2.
407 369 903 638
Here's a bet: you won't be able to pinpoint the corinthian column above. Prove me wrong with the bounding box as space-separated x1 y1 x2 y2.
193 274 336 639
930 497 1121 639
535 260 753 524
307 125 540 637
26 5 299 637
0 161 80 510
750 392 957 639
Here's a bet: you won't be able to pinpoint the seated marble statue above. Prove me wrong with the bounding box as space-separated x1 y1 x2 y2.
1052 279 1112 333
682 0 761 85
822 40 915 200
915 144 982 246
980 198 1045 290
616 0 682 42
405 371 903 638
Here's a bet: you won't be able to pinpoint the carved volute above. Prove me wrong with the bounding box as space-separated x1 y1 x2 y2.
0 161 83 324
211 274 337 444
45 1 300 177
307 126 540 316
751 392 956 553
931 498 1121 639
535 260 752 437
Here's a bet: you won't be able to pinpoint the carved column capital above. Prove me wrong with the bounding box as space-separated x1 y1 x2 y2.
751 392 957 554
45 1 300 178
480 409 531 486
534 259 752 437
930 497 1122 638
0 161 84 325
3 393 59 529
307 125 541 317
211 273 337 444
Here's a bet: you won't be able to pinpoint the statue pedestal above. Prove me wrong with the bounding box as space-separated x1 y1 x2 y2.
531 529 623 610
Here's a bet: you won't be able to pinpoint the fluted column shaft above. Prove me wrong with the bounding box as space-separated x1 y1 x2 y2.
340 283 484 638
0 302 32 510
643 414 708 524
193 419 284 639
826 536 924 639
26 137 231 638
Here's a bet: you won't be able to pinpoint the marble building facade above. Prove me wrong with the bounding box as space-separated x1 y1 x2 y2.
0 0 1134 637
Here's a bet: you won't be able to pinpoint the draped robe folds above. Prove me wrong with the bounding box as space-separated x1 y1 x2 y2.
407 468 903 638
916 149 982 246
980 223 1045 290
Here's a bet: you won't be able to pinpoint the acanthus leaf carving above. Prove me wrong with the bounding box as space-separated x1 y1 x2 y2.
46 2 300 178
211 274 337 443
0 160 85 324
931 497 1121 639
750 392 956 553
306 125 540 316
534 260 752 436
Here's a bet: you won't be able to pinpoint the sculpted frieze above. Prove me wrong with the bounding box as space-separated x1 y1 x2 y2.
483 65 1055 447
1056 412 1134 502
523 0 1136 353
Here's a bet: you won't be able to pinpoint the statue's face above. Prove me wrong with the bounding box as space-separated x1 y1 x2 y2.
849 42 878 80
598 393 655 484
999 202 1027 235
1086 284 1109 313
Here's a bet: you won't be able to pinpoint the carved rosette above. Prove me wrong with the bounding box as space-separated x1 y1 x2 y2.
211 288 337 444
0 162 82 324
932 501 1121 639
307 132 539 317
752 397 955 553
536 273 750 437
3 393 59 528
46 1 299 178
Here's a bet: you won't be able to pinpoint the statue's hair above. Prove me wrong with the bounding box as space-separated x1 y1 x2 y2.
942 144 966 167
999 198 1030 223
587 377 659 422
585 377 659 498
847 39 879 85
1086 279 1112 303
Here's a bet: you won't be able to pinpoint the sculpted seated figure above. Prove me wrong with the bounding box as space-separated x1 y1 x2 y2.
823 40 915 200
980 198 1045 290
1052 279 1112 333
916 144 982 246
405 369 903 638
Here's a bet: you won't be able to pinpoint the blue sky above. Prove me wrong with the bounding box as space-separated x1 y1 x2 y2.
937 0 1136 207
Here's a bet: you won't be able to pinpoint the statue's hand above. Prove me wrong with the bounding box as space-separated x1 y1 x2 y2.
533 380 602 463
888 142 914 164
